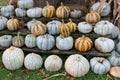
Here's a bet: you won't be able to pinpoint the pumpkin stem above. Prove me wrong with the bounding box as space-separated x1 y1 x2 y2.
44 34 47 39
61 19 65 23
69 19 72 22
10 16 14 19
17 32 20 38
60 35 64 39
74 9 77 12
4 36 8 39
95 0 106 12
10 46 15 51
60 2 64 6
98 58 104 63
82 35 85 38
76 56 81 61
46 1 49 5
32 19 36 22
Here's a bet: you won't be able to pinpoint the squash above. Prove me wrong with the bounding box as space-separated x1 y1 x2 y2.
46 20 61 35
90 57 110 74
37 34 55 50
2 46 24 70
95 37 115 52
12 32 24 47
78 21 93 33
65 54 90 77
116 41 120 53
24 53 43 70
70 9 82 18
15 8 26 17
111 26 120 39
44 55 62 72
0 16 8 30
56 2 70 18
42 1 55 18
25 34 36 48
56 35 73 50
75 35 93 52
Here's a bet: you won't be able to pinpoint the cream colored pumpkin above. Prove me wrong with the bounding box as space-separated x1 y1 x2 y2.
15 8 26 17
70 10 82 18
111 26 120 39
0 16 8 30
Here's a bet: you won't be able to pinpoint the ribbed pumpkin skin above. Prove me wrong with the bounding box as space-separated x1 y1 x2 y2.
85 11 101 23
116 41 120 53
15 8 26 17
0 16 8 30
31 23 46 36
70 10 82 18
75 36 93 52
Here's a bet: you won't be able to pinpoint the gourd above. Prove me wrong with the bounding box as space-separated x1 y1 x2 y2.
66 19 77 33
116 41 120 53
111 26 120 39
7 17 20 31
1 5 14 17
78 21 93 33
0 16 8 30
24 53 43 70
108 51 120 66
0 35 12 47
56 35 73 50
2 46 24 70
90 57 110 74
94 20 115 35
12 32 24 47
95 37 115 52
18 0 34 9
46 20 61 35
31 23 46 36
15 8 26 17
27 7 42 18
42 1 55 18
37 34 55 50
75 35 93 52
25 34 36 48
44 55 62 72
56 2 70 18
70 10 82 18
65 54 90 77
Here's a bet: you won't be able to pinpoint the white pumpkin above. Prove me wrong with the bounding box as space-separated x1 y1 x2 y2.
90 57 111 74
24 53 43 70
0 16 8 30
15 8 26 17
37 34 55 50
111 26 120 39
18 0 34 9
70 10 82 18
95 37 115 52
94 20 115 35
27 7 42 18
44 55 62 72
56 35 73 50
116 41 120 53
65 54 90 77
46 20 61 35
0 35 12 47
2 46 24 70
78 21 93 33
25 34 36 48
1 5 14 17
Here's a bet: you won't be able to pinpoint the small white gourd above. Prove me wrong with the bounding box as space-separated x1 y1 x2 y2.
15 8 26 17
0 16 8 30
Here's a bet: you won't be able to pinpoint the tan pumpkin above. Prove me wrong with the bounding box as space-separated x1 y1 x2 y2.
75 35 93 52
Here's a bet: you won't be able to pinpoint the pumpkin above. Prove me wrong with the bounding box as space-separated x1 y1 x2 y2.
0 16 8 30
108 51 120 66
116 41 120 53
15 8 26 17
27 7 42 18
2 46 24 70
46 20 61 35
85 11 101 23
37 34 55 50
24 53 43 70
0 35 12 47
7 17 20 31
12 32 24 47
95 37 115 52
25 34 36 48
66 19 77 33
118 34 120 41
75 35 93 52
42 1 55 18
31 23 46 36
44 55 62 72
90 57 110 74
70 9 82 18
56 35 73 50
65 54 90 77
78 21 93 33
56 2 70 18
111 26 120 39
27 19 42 31
1 5 14 17
94 20 115 35
18 0 34 9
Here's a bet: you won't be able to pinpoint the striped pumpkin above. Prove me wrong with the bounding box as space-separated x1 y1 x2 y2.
42 1 55 18
56 2 70 18
75 35 93 52
31 23 46 36
85 11 101 23
66 19 77 33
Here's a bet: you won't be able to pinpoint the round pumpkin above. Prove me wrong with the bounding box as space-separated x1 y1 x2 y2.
0 16 8 30
15 8 26 17
65 54 90 77
44 55 62 72
70 9 82 18
75 35 93 52
116 41 120 53
2 46 24 70
111 26 120 39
